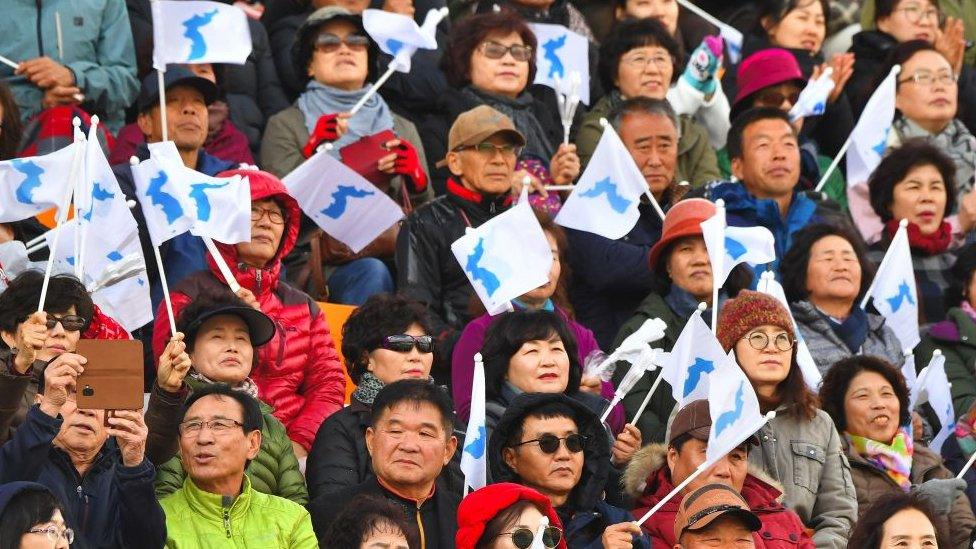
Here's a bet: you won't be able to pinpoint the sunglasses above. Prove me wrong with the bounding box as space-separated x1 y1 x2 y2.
479 41 534 62
500 526 563 549
381 334 434 354
314 32 369 53
515 433 587 454
44 314 87 332
754 88 801 108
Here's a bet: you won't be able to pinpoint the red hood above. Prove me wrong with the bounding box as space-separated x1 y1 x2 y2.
207 169 301 296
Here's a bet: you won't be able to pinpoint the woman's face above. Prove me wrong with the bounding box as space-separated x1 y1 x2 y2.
488 505 547 549
895 50 957 132
805 235 862 308
843 370 901 443
734 325 793 388
469 31 531 99
20 509 69 549
666 236 713 302
505 334 570 394
618 0 679 36
879 508 938 548
306 20 369 91
367 323 433 385
2 307 83 363
520 232 561 305
877 0 940 43
615 45 674 100
188 315 255 384
764 0 826 53
889 163 948 236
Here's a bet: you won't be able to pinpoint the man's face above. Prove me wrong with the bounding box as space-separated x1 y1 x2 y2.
365 402 457 491
137 85 208 155
49 392 108 456
667 438 749 493
235 198 286 269
677 515 756 548
617 111 678 198
502 415 584 503
178 394 261 493
730 118 800 201
446 134 518 196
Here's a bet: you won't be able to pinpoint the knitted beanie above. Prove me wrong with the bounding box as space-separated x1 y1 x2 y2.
717 290 795 352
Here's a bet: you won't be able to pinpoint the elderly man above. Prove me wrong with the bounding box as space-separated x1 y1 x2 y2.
396 105 524 381
674 484 763 549
0 348 166 547
566 97 680 347
624 400 813 548
160 383 316 546
308 380 460 548
488 393 649 549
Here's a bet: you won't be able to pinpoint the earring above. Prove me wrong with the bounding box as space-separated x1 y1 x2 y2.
10 347 18 356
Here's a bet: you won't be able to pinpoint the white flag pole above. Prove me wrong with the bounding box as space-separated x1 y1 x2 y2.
634 462 708 526
711 199 725 334
599 118 666 221
76 115 100 281
860 218 908 310
957 449 976 479
158 67 169 142
813 133 853 193
201 236 241 293
130 157 178 335
349 65 397 115
674 0 727 31
0 54 17 71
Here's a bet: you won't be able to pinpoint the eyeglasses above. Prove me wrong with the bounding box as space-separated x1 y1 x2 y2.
498 526 563 549
898 70 959 87
251 206 285 225
742 331 795 352
515 433 588 454
754 88 801 107
28 527 74 544
478 41 534 62
621 54 674 70
178 418 245 437
44 314 87 332
894 5 945 25
381 334 434 354
453 142 523 158
314 32 369 53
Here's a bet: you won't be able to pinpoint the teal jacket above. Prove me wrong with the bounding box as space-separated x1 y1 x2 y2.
0 0 138 131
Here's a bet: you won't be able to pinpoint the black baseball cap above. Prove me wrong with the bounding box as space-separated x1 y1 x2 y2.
136 66 218 113
183 305 277 348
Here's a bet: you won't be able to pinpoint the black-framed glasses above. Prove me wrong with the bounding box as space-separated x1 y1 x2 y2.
45 314 87 332
499 526 563 549
178 418 245 437
381 334 434 354
479 41 534 62
250 206 285 225
28 526 74 544
743 331 794 352
894 4 945 25
314 32 369 53
898 70 959 87
515 433 587 454
453 142 523 158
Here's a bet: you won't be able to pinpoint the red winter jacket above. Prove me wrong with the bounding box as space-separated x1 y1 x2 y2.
151 169 346 450
624 445 814 549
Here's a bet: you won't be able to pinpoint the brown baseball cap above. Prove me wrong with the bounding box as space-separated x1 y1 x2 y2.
439 105 526 166
667 399 759 447
673 483 762 541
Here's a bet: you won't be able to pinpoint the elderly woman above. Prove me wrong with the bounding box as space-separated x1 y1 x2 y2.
306 293 435 499
867 140 967 324
147 292 308 505
612 198 749 443
456 483 567 549
717 290 857 548
847 492 950 549
781 223 904 374
420 10 580 200
576 18 720 185
819 355 975 547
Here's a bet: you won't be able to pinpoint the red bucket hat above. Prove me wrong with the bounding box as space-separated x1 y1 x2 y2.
456 483 568 549
647 198 717 270
733 48 805 107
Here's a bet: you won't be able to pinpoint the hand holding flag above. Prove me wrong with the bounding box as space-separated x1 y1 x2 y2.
789 67 835 122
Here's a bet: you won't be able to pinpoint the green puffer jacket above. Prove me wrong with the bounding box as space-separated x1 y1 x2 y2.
574 92 721 186
916 307 976 419
160 475 316 548
153 378 308 506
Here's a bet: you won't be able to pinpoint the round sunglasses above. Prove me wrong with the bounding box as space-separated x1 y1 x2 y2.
380 334 434 354
514 433 587 454
498 525 563 549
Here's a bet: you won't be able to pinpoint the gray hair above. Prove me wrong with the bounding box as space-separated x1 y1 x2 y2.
609 97 681 138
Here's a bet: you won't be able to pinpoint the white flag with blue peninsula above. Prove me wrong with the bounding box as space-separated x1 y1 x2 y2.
151 0 252 70
460 353 487 492
706 355 766 465
283 149 404 253
555 125 647 239
789 68 835 122
362 8 446 72
77 129 138 238
756 271 822 391
183 170 250 244
662 309 726 406
865 220 919 351
451 190 552 315
0 143 79 223
528 23 590 105
912 352 955 453
847 65 899 186
131 153 195 247
699 206 776 286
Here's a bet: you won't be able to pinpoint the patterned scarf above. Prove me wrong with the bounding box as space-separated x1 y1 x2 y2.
846 427 914 491
189 371 259 399
352 371 386 405
296 80 394 153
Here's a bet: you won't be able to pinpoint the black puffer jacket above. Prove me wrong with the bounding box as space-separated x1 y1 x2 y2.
306 398 371 499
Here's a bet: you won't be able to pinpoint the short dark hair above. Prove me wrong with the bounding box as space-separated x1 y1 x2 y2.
726 107 795 161
319 494 420 549
0 486 63 549
668 432 695 454
482 310 582 401
181 383 264 435
0 82 23 160
819 355 911 433
867 139 957 222
370 379 455 436
874 0 940 22
441 11 538 89
476 500 542 549
175 288 254 352
502 400 579 450
847 492 949 549
342 294 432 384
0 271 94 342
600 17 682 93
755 0 830 38
780 223 875 304
945 242 976 307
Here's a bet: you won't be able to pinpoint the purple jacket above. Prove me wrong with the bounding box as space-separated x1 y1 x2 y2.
451 307 626 433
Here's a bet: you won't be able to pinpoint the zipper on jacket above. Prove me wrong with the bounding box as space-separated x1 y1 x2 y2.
76 486 91 530
222 496 233 538
255 269 263 293
415 505 426 549
35 0 44 57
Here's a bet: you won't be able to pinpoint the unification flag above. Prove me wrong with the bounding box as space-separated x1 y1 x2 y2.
700 207 776 287
705 355 765 465
362 8 446 72
152 0 252 70
555 125 647 239
866 221 920 351
0 143 79 223
662 309 727 406
131 154 195 247
847 65 899 187
528 23 590 105
460 353 487 491
789 69 835 122
183 171 251 244
719 26 743 64
756 271 822 391
912 352 955 453
283 149 404 253
451 191 553 315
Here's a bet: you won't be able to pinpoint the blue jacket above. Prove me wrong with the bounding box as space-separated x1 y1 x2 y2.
566 201 662 348
0 0 138 131
559 500 651 549
0 406 166 549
